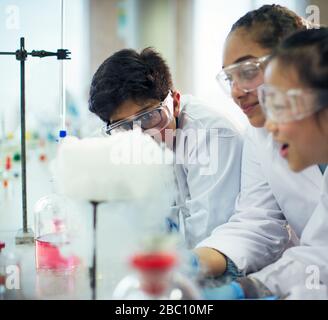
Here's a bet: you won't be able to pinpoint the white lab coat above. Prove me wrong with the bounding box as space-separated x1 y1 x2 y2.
252 169 328 299
171 95 243 249
197 125 327 299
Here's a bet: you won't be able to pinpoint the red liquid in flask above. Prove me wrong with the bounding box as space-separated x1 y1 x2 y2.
35 234 80 271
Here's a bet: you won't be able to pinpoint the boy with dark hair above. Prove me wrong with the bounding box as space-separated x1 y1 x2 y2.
89 47 243 249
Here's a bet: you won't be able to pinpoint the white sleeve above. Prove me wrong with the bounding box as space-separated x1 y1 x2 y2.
250 174 328 299
182 127 243 249
197 131 290 273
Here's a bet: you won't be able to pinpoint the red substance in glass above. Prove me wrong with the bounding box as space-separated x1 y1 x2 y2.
35 234 80 271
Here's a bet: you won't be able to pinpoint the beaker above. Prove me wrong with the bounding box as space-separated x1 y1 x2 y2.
34 194 80 272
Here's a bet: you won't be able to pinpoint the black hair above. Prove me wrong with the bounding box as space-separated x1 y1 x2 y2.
272 28 328 89
271 27 328 108
230 4 307 49
89 48 173 122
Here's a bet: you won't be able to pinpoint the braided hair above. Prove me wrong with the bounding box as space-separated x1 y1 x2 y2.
230 4 307 49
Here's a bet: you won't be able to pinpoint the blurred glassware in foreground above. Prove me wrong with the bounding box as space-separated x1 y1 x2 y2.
113 235 201 300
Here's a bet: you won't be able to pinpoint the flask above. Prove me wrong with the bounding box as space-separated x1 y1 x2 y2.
113 236 201 300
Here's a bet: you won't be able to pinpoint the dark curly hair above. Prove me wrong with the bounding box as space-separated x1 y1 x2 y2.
230 4 307 49
89 48 173 123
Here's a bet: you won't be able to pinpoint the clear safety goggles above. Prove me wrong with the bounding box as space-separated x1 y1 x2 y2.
258 84 328 124
102 92 174 136
216 55 270 95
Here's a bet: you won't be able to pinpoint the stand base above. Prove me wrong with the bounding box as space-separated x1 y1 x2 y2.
15 228 34 245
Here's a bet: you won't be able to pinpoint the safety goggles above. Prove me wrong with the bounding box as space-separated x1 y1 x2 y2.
103 92 174 136
258 84 328 124
217 55 270 95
